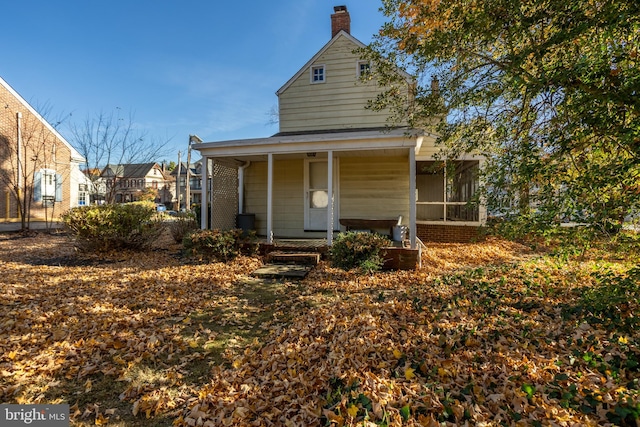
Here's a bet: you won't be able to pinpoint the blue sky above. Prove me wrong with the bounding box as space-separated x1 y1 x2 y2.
2 1 388 163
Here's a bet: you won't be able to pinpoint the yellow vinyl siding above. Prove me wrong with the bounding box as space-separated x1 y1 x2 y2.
278 36 408 133
243 156 410 237
243 159 305 237
339 156 409 224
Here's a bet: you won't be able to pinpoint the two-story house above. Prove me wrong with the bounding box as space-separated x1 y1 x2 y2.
171 160 205 211
193 6 486 248
100 163 174 205
0 76 88 226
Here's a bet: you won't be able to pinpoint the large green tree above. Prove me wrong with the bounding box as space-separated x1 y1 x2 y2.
365 0 640 233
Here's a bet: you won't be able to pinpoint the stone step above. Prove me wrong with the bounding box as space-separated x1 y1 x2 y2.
265 251 321 265
251 264 313 280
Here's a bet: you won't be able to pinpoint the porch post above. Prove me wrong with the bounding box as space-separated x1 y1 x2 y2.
409 148 417 249
200 156 208 230
327 150 334 245
267 153 274 244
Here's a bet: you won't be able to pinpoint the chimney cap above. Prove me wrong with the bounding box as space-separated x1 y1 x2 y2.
331 5 350 37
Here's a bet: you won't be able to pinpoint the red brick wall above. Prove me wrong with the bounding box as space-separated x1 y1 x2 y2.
0 81 74 221
416 223 482 243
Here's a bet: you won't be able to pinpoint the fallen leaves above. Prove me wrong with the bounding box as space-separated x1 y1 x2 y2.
1 232 638 426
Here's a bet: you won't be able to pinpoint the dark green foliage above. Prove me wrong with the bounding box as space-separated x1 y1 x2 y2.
329 231 390 273
168 212 198 243
566 266 640 334
183 229 257 262
61 202 163 251
364 0 640 232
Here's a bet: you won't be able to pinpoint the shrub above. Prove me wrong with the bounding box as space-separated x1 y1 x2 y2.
330 231 390 273
168 212 198 243
61 202 164 251
183 228 257 262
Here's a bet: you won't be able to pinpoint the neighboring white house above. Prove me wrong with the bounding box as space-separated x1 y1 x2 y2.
193 6 486 247
99 163 174 205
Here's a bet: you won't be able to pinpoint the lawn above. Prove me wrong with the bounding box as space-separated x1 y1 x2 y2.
0 230 638 426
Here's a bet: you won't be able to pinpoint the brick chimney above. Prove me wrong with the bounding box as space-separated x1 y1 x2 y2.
331 5 350 38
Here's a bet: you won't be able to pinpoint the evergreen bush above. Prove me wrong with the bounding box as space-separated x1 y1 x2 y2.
183 228 257 262
330 231 390 273
61 202 163 251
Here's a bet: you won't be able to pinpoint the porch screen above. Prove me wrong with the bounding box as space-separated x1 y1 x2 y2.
210 161 239 230
416 160 479 222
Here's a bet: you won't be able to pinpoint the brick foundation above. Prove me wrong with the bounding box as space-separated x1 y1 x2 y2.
417 223 482 243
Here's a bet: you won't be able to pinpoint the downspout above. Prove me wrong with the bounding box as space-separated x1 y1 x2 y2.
16 112 23 221
16 112 22 190
238 161 251 214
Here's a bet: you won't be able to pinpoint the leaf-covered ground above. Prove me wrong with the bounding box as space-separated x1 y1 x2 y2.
0 230 638 426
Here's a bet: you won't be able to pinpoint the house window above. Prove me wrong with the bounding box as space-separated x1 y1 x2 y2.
42 171 56 197
416 160 480 222
311 65 325 83
34 168 61 205
357 61 370 77
78 183 88 206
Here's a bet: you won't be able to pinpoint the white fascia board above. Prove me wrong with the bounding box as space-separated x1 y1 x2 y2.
194 129 425 157
275 31 413 96
0 76 86 163
276 31 366 96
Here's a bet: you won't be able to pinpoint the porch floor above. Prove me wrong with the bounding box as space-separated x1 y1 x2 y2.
257 238 329 256
257 238 411 250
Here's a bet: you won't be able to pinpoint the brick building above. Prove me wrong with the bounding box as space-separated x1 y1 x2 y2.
0 76 87 226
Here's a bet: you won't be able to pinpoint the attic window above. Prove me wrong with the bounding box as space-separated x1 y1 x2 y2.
358 61 371 77
311 65 325 83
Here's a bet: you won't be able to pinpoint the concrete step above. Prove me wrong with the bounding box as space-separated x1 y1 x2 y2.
265 251 321 266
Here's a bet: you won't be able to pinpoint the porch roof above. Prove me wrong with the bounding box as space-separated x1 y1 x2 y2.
194 127 436 159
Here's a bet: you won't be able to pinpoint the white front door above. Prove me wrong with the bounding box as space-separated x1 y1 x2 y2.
304 159 338 231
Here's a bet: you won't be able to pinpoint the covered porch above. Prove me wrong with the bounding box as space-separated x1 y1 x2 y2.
194 128 432 252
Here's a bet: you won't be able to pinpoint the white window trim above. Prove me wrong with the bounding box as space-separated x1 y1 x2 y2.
357 60 371 77
310 64 326 84
41 168 57 198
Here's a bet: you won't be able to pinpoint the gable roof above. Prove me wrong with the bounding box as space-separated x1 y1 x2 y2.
102 163 164 179
0 76 85 163
275 30 413 97
276 31 365 96
170 162 197 176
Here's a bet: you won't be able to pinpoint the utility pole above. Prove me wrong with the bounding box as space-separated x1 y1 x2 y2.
186 135 202 212
176 151 181 210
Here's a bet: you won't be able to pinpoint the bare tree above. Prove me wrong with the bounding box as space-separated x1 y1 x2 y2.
69 109 172 203
0 102 73 231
